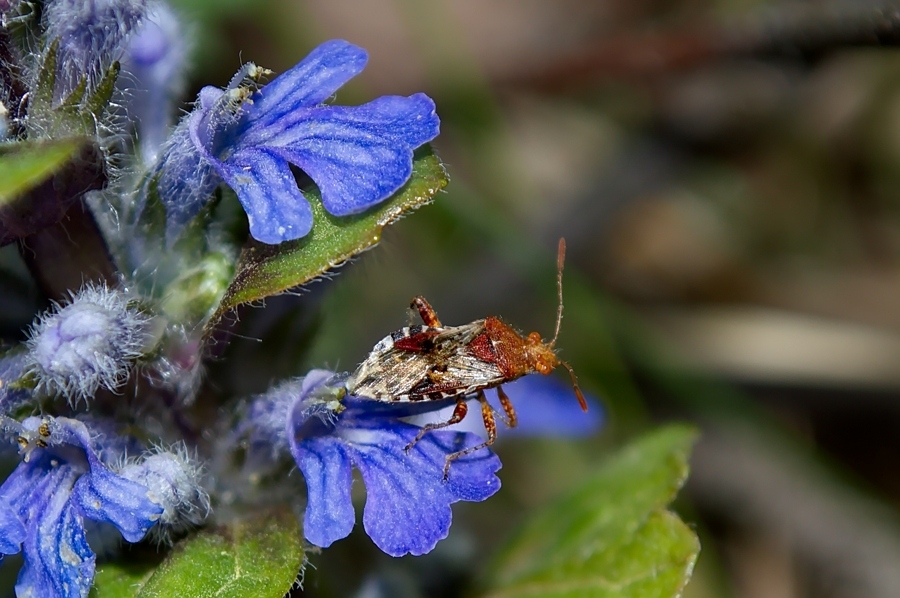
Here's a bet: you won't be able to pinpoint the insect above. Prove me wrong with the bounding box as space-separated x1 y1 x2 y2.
345 238 587 478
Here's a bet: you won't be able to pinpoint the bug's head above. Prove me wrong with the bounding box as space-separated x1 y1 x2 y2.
525 333 559 375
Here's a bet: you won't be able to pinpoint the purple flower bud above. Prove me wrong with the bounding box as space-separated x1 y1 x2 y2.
41 0 151 102
119 444 209 539
25 284 152 404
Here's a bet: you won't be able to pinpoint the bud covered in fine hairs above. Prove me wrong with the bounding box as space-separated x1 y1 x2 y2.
25 283 152 403
120 444 209 538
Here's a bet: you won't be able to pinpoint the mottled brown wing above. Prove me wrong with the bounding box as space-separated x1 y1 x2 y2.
346 321 505 402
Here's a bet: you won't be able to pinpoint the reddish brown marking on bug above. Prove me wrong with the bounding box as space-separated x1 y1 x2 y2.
393 330 441 353
404 239 587 477
465 331 496 363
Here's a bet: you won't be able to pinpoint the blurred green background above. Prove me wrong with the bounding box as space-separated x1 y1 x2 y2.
175 1 900 596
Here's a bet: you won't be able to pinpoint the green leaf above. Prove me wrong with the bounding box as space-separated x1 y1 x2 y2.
481 425 700 598
91 511 306 598
208 145 448 327
85 61 121 118
0 138 86 204
90 559 160 598
31 39 59 115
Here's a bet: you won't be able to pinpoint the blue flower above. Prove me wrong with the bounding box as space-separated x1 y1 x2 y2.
408 375 605 439
244 370 501 557
158 39 439 245
0 416 164 598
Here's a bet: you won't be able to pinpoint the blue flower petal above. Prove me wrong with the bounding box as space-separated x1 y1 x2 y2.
245 93 439 217
213 147 313 244
177 39 439 244
72 465 163 543
290 435 355 549
408 376 604 440
493 376 603 437
246 39 367 131
18 489 93 598
279 371 501 556
0 454 62 559
0 503 25 555
0 417 167 596
342 420 501 557
49 417 162 542
11 455 92 598
0 466 36 556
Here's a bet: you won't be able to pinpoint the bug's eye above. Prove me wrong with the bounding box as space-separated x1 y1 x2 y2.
526 332 542 344
535 360 553 375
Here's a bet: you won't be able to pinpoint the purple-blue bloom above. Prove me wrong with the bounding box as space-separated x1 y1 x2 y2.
160 39 439 245
408 375 604 439
0 416 163 598
245 370 501 557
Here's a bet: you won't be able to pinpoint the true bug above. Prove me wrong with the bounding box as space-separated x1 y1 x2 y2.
346 239 587 478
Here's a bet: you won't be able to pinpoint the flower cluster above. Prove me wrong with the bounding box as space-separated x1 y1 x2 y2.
0 416 204 597
0 1 600 597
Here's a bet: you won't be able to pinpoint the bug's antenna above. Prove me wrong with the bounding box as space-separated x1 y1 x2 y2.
562 361 588 412
550 238 566 347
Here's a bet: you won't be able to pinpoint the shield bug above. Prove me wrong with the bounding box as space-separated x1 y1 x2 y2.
346 239 587 478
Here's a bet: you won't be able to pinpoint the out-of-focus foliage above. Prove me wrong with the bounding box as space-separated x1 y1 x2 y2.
482 425 699 598
0 139 85 204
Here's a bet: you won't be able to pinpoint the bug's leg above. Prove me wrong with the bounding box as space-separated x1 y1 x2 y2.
494 385 518 428
442 391 497 480
410 296 442 328
404 397 468 452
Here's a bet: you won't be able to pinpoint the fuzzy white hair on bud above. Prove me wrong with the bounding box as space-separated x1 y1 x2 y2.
120 443 210 541
24 283 152 404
